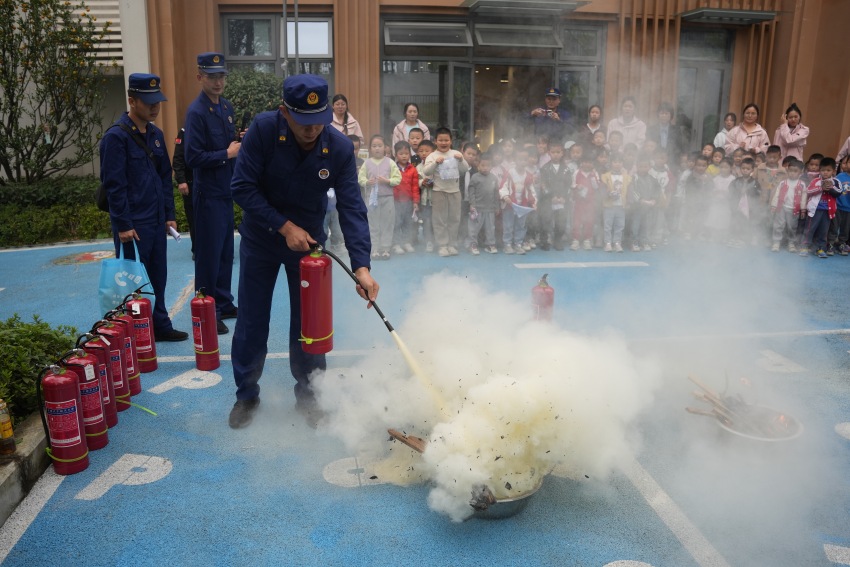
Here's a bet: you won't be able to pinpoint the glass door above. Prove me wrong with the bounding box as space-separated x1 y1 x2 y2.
439 63 474 145
557 65 600 126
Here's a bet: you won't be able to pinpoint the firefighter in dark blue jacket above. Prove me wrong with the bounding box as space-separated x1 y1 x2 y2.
228 74 378 429
99 73 188 342
184 52 240 335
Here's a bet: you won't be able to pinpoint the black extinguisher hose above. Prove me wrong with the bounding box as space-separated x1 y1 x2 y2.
313 244 395 333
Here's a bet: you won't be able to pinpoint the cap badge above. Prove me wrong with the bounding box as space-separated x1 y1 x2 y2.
279 135 286 142
155 140 161 147
213 55 220 63
318 168 329 179
307 92 319 105
149 79 157 87
227 116 233 123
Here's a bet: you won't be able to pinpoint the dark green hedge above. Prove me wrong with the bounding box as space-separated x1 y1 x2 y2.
0 176 242 247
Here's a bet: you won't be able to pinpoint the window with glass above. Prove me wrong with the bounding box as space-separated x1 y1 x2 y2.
222 14 334 82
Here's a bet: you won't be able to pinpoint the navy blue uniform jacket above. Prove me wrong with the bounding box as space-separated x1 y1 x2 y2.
184 92 235 198
230 110 371 272
99 113 174 231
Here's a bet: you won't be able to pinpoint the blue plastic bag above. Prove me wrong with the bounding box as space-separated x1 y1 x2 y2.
98 241 153 315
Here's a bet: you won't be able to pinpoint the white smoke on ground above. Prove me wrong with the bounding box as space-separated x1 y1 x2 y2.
313 273 662 522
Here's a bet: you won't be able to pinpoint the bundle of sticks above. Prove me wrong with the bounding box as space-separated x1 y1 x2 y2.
685 374 791 438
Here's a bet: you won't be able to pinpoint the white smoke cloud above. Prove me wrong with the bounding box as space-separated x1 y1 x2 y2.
313 273 661 521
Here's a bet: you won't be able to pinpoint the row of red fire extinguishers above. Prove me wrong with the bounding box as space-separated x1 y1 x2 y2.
36 287 221 476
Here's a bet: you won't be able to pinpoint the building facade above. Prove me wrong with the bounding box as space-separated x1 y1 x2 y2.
108 0 849 158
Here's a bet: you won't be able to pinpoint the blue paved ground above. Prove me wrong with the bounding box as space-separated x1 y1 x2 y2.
1 235 849 567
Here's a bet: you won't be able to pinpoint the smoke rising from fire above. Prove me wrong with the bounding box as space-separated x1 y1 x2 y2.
313 273 662 521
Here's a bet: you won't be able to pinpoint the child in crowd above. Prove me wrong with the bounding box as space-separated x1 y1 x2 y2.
466 151 501 255
392 141 420 255
571 154 600 250
523 145 541 250
681 154 712 240
607 130 624 155
757 145 786 243
710 148 725 171
704 158 734 242
832 155 850 255
805 154 823 183
422 127 468 257
460 142 480 249
731 148 745 177
416 140 436 252
499 147 537 255
703 144 718 176
623 143 639 174
590 130 607 158
600 153 632 252
629 154 661 251
650 147 676 243
566 142 583 175
359 135 401 260
536 135 551 168
408 128 425 166
538 141 572 250
769 159 807 252
728 157 758 247
801 157 840 258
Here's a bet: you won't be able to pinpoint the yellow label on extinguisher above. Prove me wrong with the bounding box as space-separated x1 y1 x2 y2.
0 421 14 439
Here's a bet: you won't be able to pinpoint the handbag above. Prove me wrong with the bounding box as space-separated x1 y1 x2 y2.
95 124 158 212
98 241 154 316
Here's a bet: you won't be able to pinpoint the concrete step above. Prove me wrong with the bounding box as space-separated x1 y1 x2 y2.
0 414 49 527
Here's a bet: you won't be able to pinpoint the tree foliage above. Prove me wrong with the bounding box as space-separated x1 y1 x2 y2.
0 0 112 184
225 69 282 125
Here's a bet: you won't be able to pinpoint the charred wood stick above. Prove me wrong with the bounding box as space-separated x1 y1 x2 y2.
688 375 722 400
387 428 428 454
692 391 736 421
685 406 718 417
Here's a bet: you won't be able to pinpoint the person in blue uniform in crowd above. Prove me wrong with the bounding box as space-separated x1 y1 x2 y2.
529 87 574 142
99 73 188 342
184 52 241 335
229 74 379 429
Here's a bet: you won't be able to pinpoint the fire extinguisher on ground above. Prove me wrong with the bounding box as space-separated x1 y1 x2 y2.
299 249 334 354
37 365 89 475
191 289 220 370
92 320 131 412
125 289 157 373
532 274 554 321
79 333 119 428
60 349 109 451
107 308 141 396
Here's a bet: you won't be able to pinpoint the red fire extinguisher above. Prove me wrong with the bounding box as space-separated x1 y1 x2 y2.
107 309 141 396
60 349 109 451
125 290 157 373
80 334 118 429
299 249 333 354
37 365 89 475
191 289 220 371
92 320 131 412
531 274 554 321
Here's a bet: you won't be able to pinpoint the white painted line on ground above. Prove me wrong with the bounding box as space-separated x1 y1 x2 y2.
514 261 650 269
824 543 850 564
168 277 195 320
0 469 64 563
156 349 375 363
633 328 850 343
836 423 850 441
620 455 732 567
0 288 4 293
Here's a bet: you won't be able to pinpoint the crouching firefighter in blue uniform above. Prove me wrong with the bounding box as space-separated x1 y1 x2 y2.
228 74 379 429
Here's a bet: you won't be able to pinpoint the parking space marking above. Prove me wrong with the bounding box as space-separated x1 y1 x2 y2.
156 349 374 363
633 328 850 343
168 277 195 319
836 423 850 441
824 544 850 564
514 261 650 269
620 456 732 567
0 469 64 564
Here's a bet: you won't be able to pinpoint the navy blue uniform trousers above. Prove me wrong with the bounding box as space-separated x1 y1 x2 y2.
192 194 235 317
114 223 173 333
231 229 325 403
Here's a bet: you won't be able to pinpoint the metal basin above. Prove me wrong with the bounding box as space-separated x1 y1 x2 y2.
716 405 803 442
471 475 545 520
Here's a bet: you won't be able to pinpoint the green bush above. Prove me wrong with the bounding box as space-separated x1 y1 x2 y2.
0 175 100 208
0 315 78 423
225 69 283 122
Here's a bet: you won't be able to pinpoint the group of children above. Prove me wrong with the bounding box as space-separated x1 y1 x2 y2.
324 126 850 260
